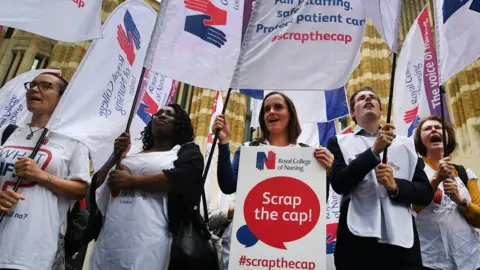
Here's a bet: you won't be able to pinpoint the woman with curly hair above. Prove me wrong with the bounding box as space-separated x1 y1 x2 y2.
89 104 205 270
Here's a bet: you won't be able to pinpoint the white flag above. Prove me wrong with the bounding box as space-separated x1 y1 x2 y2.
47 0 157 171
143 0 244 90
394 7 449 137
231 0 366 90
0 69 61 129
361 0 401 52
129 70 177 154
434 0 480 83
0 0 101 42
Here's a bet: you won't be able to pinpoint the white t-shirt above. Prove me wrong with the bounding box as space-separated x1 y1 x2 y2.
90 145 181 270
0 125 91 270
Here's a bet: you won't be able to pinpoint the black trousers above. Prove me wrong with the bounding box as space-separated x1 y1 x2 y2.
334 202 423 270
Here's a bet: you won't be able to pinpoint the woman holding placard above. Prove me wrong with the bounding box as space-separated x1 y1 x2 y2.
412 115 480 270
212 91 333 269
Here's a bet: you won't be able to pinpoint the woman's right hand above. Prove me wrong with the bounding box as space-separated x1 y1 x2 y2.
114 132 131 158
212 114 230 144
435 157 453 180
0 189 24 213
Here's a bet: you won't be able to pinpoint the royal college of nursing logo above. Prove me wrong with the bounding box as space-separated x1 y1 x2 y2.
184 0 228 48
326 223 338 254
404 105 420 137
117 10 142 66
256 151 276 171
114 9 158 125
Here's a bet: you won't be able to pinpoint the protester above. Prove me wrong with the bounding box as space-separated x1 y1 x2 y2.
212 91 334 269
208 193 235 270
89 104 205 270
412 115 480 270
327 86 433 270
0 72 91 270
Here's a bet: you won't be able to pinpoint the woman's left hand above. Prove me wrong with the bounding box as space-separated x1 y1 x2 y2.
108 165 134 191
15 157 45 183
314 147 334 173
443 179 463 204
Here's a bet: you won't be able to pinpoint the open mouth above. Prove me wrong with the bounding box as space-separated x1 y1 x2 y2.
364 103 373 109
430 134 442 143
268 119 279 123
29 97 42 102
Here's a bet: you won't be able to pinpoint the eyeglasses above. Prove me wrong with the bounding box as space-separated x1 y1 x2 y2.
24 81 59 92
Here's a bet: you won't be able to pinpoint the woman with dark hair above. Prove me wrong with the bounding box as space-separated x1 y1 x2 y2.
211 91 333 269
89 104 205 270
412 115 480 270
0 72 90 270
214 91 333 194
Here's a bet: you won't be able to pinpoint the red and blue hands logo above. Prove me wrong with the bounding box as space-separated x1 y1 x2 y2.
117 10 141 65
404 105 420 137
326 223 338 254
184 0 228 48
137 92 159 124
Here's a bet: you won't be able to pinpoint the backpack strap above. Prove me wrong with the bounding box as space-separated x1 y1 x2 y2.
1 124 18 145
453 164 468 187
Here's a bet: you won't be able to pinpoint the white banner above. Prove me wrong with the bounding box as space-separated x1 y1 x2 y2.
129 70 176 154
0 69 61 129
143 0 244 90
361 0 401 52
47 0 157 171
230 146 326 269
0 0 101 42
231 0 366 90
394 7 447 137
434 0 480 83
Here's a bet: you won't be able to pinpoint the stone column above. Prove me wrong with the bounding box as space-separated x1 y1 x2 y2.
39 56 47 69
5 50 23 82
16 43 37 75
0 49 14 85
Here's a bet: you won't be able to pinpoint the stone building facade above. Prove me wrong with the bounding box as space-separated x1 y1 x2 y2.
0 0 478 173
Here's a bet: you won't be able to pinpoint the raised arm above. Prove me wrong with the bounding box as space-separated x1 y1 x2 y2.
217 143 240 194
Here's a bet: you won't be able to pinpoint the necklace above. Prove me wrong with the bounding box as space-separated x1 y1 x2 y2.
27 124 44 140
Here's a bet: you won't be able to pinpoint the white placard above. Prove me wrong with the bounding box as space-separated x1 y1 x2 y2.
230 146 326 270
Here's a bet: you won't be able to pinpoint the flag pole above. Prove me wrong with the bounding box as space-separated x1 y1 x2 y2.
114 67 147 169
0 128 49 223
110 67 148 197
200 88 233 223
382 52 398 164
439 85 448 154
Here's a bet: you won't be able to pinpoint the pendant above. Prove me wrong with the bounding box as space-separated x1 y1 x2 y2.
26 133 33 140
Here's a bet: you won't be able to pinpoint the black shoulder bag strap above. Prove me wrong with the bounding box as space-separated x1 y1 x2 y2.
1 124 18 145
453 164 469 187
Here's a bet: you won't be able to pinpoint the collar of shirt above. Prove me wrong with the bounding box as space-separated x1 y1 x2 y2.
354 125 382 137
262 139 298 147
